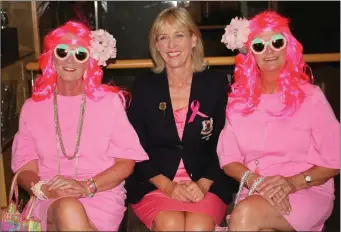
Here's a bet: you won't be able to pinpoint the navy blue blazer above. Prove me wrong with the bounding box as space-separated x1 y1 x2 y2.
125 69 237 204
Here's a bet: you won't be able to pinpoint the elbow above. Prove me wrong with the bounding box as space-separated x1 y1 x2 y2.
123 160 136 178
333 168 340 177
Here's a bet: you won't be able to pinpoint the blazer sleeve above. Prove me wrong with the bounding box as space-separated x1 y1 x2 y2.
202 73 229 181
127 78 161 182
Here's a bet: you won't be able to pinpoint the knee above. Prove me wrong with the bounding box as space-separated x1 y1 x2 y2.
229 199 259 229
49 197 87 228
153 213 185 231
53 197 84 217
48 197 94 231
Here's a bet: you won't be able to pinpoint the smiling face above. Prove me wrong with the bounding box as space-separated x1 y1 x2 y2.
156 22 197 71
53 34 90 83
252 31 287 73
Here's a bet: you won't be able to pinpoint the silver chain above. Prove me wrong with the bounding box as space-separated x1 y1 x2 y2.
53 89 86 179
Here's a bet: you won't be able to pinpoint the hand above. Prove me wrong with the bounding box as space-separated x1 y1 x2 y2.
164 181 195 203
197 178 213 194
273 192 292 215
256 176 295 215
257 175 296 203
40 184 83 199
180 180 205 202
47 175 89 198
258 186 292 215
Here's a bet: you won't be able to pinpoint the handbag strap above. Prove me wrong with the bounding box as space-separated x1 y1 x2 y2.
233 171 265 208
233 170 251 208
24 196 37 219
8 169 34 208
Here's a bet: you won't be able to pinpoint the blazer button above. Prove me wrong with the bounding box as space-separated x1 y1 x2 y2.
176 144 183 150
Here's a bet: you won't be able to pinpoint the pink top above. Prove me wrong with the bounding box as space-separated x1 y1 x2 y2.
217 83 340 195
173 106 190 181
12 91 148 192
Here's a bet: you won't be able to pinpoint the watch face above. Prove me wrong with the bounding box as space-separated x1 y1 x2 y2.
305 175 312 182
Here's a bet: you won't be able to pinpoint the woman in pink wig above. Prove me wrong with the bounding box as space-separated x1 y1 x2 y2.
217 11 340 231
11 21 148 231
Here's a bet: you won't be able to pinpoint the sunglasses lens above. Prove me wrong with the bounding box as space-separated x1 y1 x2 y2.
75 47 88 62
252 43 265 53
55 44 68 59
251 38 265 53
272 38 285 49
75 51 88 61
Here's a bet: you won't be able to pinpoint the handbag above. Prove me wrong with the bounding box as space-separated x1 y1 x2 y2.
1 169 42 231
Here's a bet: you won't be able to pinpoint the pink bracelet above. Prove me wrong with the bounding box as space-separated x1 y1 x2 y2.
84 178 97 197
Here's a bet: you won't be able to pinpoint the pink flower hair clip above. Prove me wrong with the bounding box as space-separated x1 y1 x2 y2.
221 17 250 54
90 29 117 66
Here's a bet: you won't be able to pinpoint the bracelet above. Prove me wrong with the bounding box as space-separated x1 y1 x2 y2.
245 172 254 189
84 178 97 197
248 176 264 196
31 181 48 200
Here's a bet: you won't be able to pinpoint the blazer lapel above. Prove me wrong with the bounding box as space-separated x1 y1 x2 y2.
157 72 181 143
182 72 205 143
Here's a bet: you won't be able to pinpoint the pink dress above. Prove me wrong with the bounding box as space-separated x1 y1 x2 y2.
217 83 340 231
131 106 228 230
11 92 148 231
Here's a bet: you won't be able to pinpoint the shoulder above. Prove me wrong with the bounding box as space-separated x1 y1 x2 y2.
195 69 229 86
300 82 328 105
17 97 51 124
20 97 48 115
195 69 230 95
100 91 124 105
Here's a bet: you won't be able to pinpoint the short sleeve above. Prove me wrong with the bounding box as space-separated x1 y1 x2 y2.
306 88 340 168
217 119 244 168
108 93 149 162
11 100 39 173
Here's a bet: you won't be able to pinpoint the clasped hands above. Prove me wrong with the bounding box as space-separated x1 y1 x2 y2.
38 175 90 199
165 179 212 203
250 174 296 215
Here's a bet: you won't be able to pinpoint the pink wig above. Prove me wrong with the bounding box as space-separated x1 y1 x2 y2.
229 11 311 116
32 21 119 102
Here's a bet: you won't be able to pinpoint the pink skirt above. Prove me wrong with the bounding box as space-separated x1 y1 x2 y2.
131 161 228 230
131 190 227 230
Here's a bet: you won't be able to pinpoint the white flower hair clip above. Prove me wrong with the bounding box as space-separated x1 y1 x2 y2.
90 29 117 66
221 17 250 54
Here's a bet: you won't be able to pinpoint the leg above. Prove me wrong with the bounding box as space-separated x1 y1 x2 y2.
184 212 215 231
47 197 96 231
229 195 295 231
152 210 185 231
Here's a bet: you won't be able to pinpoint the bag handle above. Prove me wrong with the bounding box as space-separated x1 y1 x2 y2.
8 169 36 209
24 196 37 219
233 170 251 208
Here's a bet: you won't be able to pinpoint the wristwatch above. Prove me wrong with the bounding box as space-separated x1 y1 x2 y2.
303 172 312 184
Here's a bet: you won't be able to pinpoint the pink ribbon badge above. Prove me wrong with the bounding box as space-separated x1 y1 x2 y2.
188 100 208 123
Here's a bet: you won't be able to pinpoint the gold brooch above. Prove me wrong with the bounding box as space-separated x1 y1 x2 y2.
159 102 167 117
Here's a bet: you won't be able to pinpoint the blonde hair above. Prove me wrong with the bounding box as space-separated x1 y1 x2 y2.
149 7 206 73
